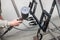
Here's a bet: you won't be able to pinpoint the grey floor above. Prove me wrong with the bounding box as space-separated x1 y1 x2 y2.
1 16 60 40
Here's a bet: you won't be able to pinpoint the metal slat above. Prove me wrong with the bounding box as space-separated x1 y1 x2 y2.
55 0 60 18
11 0 20 17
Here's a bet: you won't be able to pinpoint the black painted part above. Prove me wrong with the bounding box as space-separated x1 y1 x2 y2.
32 2 37 14
37 28 43 40
43 0 56 32
29 0 37 14
29 0 35 10
27 17 34 21
50 0 56 14
39 0 56 32
21 13 29 19
30 11 42 28
29 0 39 26
29 2 32 8
39 10 49 32
29 0 40 27
39 0 44 11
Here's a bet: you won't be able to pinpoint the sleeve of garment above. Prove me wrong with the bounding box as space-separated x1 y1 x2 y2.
0 20 10 28
0 0 10 28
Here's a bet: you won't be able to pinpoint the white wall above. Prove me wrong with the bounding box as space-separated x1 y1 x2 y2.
1 0 59 39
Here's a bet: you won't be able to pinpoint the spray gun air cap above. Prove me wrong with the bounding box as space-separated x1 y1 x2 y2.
21 6 30 19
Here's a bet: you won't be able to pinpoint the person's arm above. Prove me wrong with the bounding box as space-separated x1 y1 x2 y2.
0 20 9 28
0 0 23 28
0 19 23 28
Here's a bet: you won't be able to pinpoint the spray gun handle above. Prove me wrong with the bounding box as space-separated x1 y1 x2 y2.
17 18 23 21
7 26 13 31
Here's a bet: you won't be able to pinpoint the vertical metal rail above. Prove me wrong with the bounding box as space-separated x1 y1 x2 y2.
43 0 56 31
55 0 60 18
29 0 35 11
49 0 56 14
11 0 20 17
29 0 40 28
38 0 56 32
29 1 43 40
39 0 45 26
39 0 44 11
36 0 56 40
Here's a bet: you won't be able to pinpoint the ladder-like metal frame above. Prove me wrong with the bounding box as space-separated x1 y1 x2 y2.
37 0 60 40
